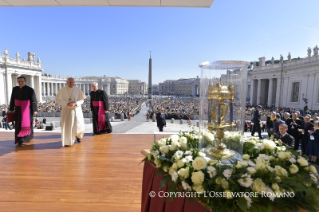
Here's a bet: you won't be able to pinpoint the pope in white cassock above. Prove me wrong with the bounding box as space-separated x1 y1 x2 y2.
56 77 86 147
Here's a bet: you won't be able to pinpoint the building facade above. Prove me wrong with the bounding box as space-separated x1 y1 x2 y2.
158 77 200 96
0 49 43 104
0 49 148 104
247 45 319 110
127 80 147 95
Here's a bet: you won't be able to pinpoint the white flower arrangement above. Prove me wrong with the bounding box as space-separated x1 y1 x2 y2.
144 130 319 212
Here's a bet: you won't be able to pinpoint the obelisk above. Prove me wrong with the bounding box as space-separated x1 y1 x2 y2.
148 51 152 99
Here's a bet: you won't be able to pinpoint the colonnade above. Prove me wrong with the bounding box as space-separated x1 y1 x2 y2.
41 81 110 96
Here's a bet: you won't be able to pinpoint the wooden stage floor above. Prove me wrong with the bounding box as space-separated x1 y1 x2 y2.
0 132 159 212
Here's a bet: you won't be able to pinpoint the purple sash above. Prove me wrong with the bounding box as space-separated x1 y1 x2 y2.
15 99 31 137
93 101 108 132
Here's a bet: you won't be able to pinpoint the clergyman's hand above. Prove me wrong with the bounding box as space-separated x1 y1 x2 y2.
104 111 108 113
33 111 37 116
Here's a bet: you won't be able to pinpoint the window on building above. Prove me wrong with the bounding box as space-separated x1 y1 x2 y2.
291 82 300 102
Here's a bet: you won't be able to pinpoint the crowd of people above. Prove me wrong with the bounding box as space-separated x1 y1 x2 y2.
248 105 319 163
146 97 200 120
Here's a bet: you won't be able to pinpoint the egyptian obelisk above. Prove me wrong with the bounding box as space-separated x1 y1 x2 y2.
148 52 152 99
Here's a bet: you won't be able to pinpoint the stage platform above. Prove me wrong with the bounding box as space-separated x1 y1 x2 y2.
0 132 164 212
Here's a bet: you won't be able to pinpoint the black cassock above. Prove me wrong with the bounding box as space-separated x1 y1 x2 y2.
9 85 37 144
90 89 112 134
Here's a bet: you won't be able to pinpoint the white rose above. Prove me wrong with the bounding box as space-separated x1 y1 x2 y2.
242 154 250 160
154 159 161 168
272 183 279 191
310 165 318 174
179 136 187 143
263 139 276 150
170 134 179 143
172 163 178 170
177 160 185 168
275 176 281 183
289 164 299 174
157 138 167 146
169 167 175 175
221 178 229 189
251 178 267 194
198 152 206 158
247 167 256 175
208 160 218 166
297 157 309 166
169 145 177 151
277 152 287 160
274 166 288 177
269 156 275 161
191 171 205 185
215 177 222 184
192 184 205 194
161 165 168 172
224 190 233 199
160 145 169 154
236 161 248 169
192 157 207 170
310 173 318 183
256 162 267 171
178 168 189 180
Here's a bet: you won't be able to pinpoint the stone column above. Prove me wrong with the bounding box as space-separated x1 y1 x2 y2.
267 78 273 106
51 82 54 96
275 79 281 107
30 75 35 89
0 72 5 104
307 74 315 109
6 73 12 104
250 80 254 105
47 82 50 96
38 76 42 102
42 82 45 96
282 77 289 107
257 79 261 105
12 74 18 87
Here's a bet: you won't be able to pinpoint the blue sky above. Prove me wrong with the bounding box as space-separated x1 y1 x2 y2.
1 0 319 84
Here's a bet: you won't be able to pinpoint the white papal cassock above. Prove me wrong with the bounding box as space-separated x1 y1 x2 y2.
56 86 86 146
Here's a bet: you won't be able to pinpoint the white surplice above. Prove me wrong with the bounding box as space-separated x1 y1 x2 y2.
56 86 86 146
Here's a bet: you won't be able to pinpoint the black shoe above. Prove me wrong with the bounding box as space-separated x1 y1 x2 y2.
18 141 23 146
76 137 82 143
64 145 71 147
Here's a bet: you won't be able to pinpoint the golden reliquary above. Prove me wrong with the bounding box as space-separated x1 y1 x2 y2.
205 82 237 159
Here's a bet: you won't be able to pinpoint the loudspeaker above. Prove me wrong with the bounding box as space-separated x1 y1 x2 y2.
45 126 53 131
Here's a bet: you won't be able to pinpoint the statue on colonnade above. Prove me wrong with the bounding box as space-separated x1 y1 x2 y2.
314 45 318 56
4 49 8 57
288 52 291 62
307 47 312 57
28 52 36 62
16 52 20 60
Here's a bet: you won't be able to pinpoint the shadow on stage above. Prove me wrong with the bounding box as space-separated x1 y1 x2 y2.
0 133 63 157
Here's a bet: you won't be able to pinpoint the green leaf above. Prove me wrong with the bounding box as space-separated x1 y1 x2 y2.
159 175 171 189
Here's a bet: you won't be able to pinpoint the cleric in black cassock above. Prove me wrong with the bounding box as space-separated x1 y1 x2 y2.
9 76 38 146
90 82 112 135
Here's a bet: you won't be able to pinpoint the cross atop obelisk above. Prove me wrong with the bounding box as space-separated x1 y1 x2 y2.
148 51 152 99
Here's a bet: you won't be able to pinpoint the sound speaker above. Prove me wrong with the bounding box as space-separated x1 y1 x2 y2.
45 126 53 131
